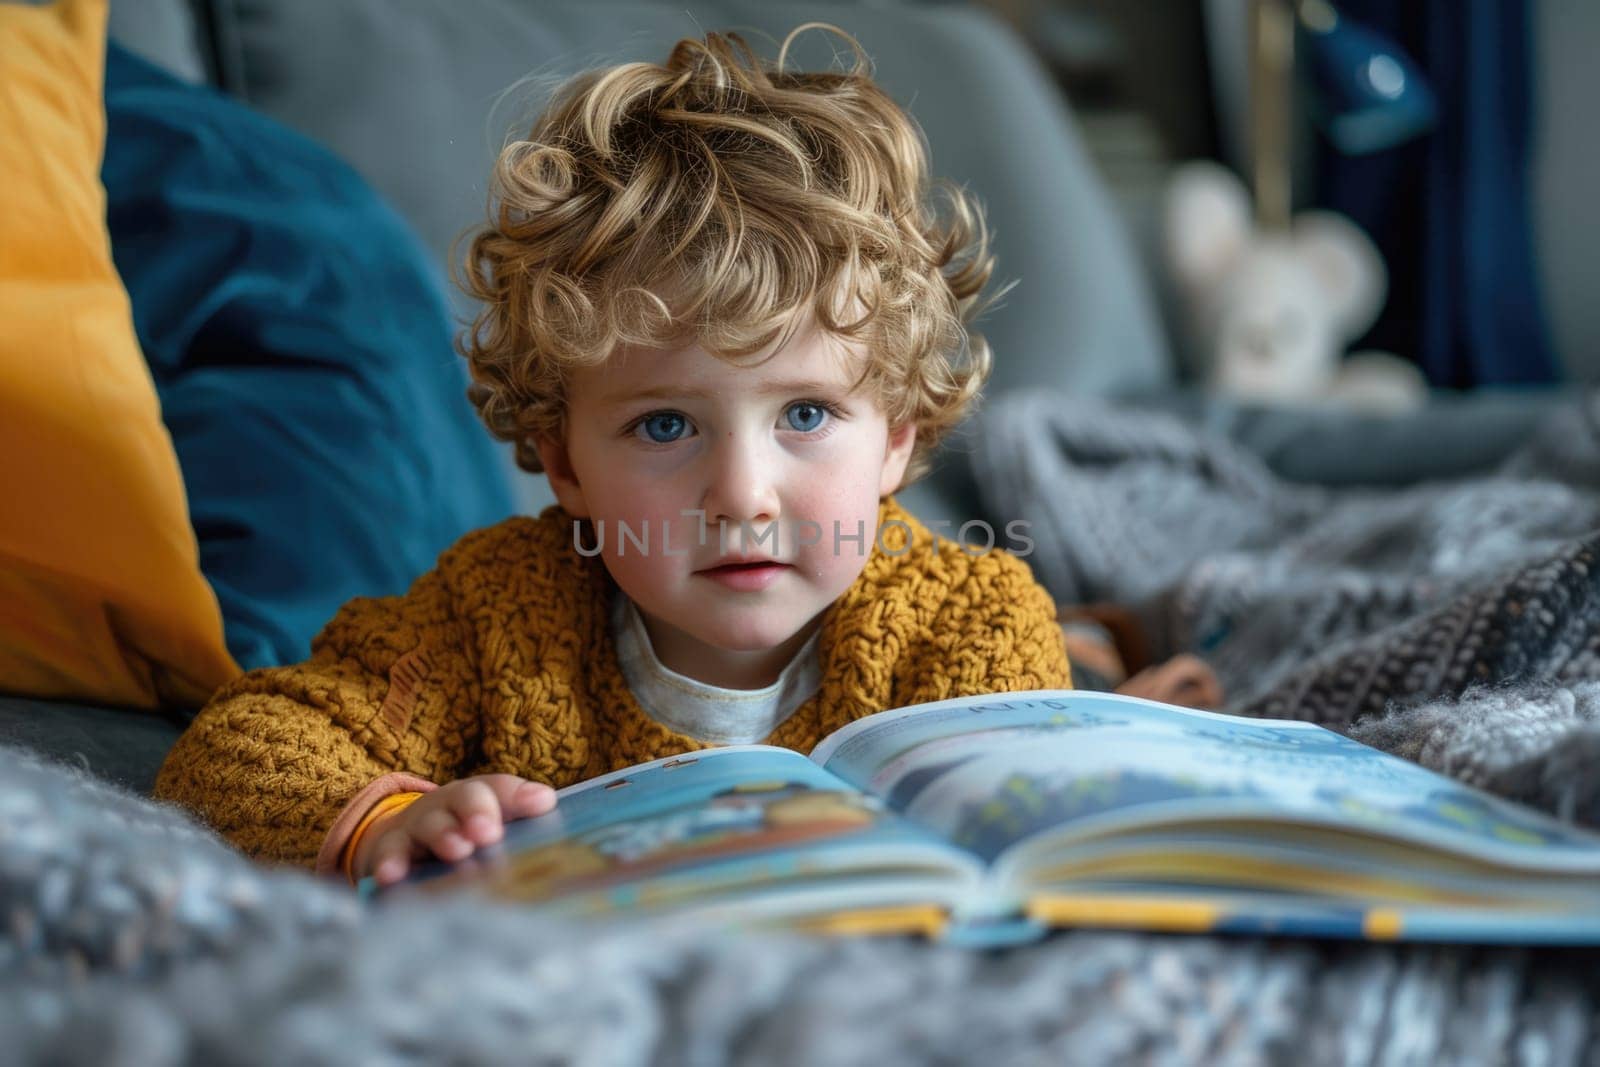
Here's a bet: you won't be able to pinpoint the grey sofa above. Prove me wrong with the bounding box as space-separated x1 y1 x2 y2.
2 0 1569 792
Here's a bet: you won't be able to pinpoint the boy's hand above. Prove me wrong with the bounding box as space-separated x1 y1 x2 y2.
1115 654 1224 709
353 774 557 887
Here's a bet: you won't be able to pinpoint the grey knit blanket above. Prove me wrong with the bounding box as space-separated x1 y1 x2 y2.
10 397 1600 1064
971 390 1600 721
5 737 1599 1066
971 390 1600 823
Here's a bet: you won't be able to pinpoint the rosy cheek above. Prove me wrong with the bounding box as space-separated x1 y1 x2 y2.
590 483 709 562
596 478 674 521
603 553 662 597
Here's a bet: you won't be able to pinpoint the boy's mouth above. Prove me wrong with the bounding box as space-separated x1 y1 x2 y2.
696 559 792 591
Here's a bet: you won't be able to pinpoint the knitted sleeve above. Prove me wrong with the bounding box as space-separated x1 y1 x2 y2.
898 547 1073 706
152 561 484 869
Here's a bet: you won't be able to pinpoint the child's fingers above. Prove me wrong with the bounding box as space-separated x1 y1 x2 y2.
471 774 558 823
410 805 475 862
368 827 415 887
370 776 559 881
439 778 512 846
1117 654 1224 708
511 779 558 819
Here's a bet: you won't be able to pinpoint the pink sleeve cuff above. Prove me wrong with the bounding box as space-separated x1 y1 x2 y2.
315 772 439 878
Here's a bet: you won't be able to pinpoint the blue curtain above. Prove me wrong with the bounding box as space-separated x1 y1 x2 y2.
1312 0 1557 388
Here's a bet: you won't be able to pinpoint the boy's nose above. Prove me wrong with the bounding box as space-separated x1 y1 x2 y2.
702 440 780 528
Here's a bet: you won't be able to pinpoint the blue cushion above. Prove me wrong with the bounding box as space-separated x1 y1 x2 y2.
101 43 515 670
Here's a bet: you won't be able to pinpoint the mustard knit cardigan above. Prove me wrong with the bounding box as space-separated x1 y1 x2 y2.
154 497 1072 867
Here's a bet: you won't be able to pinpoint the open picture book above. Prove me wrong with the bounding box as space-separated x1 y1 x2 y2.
367 691 1600 946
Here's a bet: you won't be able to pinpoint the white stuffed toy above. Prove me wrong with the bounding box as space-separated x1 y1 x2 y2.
1163 160 1428 413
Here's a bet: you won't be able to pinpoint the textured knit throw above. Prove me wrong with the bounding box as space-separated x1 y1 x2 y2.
4 699 1599 1065
971 389 1600 809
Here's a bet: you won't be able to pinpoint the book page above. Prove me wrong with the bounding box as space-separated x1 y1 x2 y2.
811 691 1600 874
381 745 981 919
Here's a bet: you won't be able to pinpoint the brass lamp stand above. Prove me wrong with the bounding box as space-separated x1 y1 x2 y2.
1248 0 1296 232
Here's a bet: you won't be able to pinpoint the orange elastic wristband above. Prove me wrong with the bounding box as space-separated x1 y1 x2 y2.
342 790 425 886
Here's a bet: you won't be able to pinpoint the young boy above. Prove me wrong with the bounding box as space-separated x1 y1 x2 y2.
153 25 1073 887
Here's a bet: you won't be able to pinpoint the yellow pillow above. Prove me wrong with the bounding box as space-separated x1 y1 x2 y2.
0 0 239 708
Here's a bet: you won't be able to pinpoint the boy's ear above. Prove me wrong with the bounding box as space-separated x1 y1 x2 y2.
533 433 590 518
878 422 917 496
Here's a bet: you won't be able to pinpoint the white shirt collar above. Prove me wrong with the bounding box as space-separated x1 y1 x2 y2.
610 592 823 745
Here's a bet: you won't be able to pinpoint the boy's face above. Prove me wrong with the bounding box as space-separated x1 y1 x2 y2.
535 318 915 690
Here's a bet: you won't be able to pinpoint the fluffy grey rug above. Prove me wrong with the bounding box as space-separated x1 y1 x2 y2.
5 697 1600 1064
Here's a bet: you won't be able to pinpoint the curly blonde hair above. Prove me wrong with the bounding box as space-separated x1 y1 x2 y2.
458 23 1004 485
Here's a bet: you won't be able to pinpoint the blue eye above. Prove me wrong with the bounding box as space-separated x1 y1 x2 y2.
785 402 828 432
637 412 690 443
